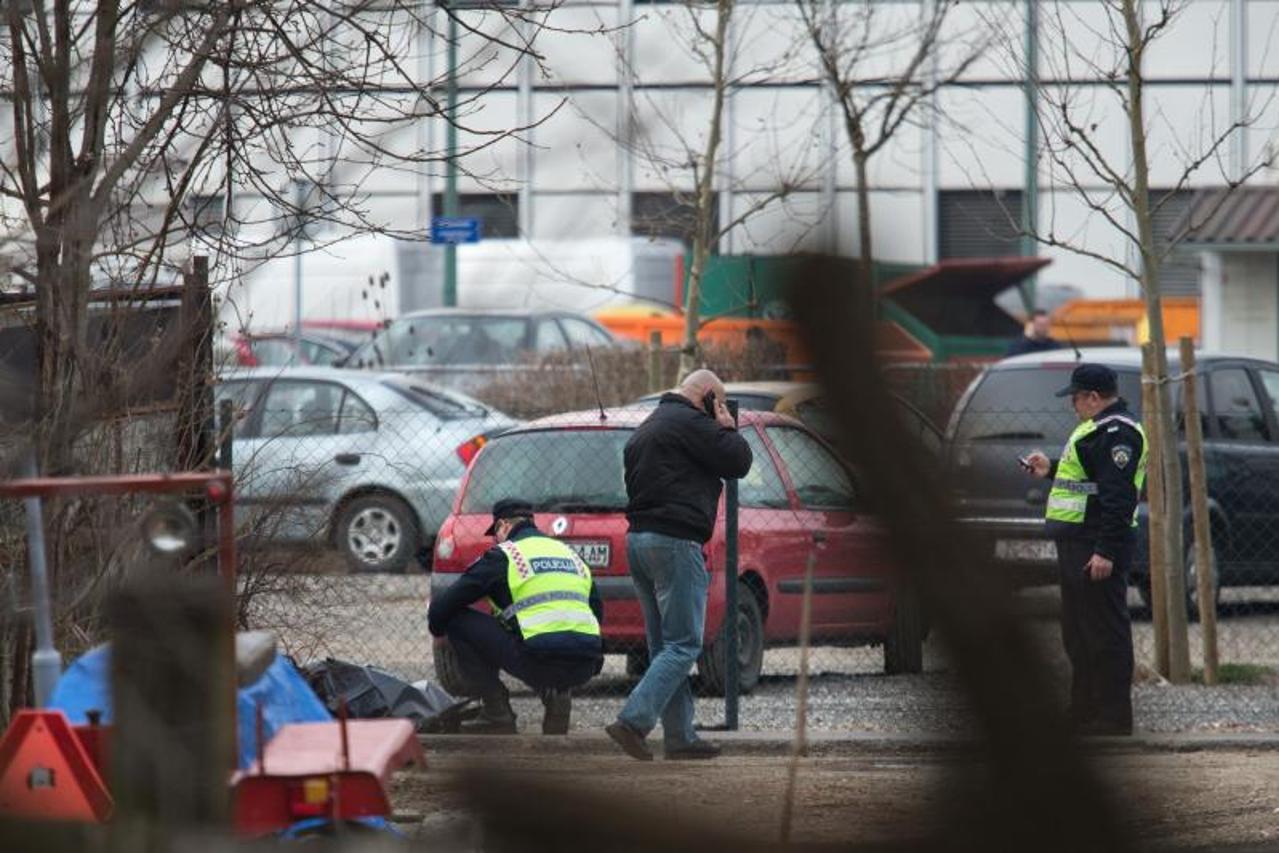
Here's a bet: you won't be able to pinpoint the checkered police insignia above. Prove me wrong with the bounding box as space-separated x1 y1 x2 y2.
1111 445 1132 468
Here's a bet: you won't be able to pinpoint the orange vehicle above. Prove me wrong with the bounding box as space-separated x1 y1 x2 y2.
1049 297 1199 346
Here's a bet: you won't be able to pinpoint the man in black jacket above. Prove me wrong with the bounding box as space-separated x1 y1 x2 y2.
1024 364 1147 735
428 498 604 735
605 369 752 761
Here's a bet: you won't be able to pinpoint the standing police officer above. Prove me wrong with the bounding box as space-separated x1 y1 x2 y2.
428 498 604 735
1024 364 1147 736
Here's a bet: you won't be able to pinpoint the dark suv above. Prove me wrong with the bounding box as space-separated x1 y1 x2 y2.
945 348 1279 611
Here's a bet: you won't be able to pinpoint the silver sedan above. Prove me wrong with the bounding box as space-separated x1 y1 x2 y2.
216 367 516 572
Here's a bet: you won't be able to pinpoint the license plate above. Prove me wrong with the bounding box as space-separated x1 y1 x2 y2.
568 541 611 569
995 539 1057 563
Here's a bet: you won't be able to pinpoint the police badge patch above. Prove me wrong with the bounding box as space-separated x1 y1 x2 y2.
1111 445 1133 468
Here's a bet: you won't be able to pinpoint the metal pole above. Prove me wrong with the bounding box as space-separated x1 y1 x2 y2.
1231 0 1248 179
293 178 304 353
617 0 634 238
1021 0 1039 309
724 398 740 728
443 7 459 307
921 0 938 264
518 0 533 237
24 452 62 707
219 398 235 471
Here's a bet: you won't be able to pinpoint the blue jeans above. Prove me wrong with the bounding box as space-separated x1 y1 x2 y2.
617 531 709 748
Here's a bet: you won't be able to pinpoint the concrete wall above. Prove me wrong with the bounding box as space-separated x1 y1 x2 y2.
1202 250 1279 360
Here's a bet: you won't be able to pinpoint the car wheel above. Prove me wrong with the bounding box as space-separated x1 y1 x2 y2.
335 493 420 574
1134 545 1220 622
433 641 472 697
1183 541 1220 623
625 649 649 679
698 581 764 697
883 587 924 675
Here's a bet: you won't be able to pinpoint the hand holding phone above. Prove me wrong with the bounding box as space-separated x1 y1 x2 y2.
702 391 717 418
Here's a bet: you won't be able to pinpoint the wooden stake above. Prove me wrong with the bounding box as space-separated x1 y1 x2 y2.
1179 338 1219 684
648 330 663 394
1141 343 1170 677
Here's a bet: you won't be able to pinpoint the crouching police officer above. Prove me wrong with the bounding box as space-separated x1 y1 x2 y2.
427 498 604 734
1024 364 1147 736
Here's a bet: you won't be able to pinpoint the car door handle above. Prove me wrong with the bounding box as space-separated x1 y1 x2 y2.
811 531 828 544
1026 488 1046 505
334 453 361 466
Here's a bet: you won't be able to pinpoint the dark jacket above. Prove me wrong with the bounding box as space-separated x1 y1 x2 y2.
1045 399 1146 561
427 522 604 659
624 393 753 543
1006 335 1062 357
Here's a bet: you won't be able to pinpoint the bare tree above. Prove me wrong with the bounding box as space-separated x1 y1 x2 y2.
976 0 1273 680
0 0 558 715
796 0 987 311
609 0 826 379
0 0 558 469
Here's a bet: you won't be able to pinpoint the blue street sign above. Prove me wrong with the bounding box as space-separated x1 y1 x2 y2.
430 216 481 244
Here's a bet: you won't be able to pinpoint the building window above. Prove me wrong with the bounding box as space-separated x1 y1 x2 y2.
186 192 225 235
938 190 1023 259
1150 188 1200 297
431 192 519 238
631 191 717 245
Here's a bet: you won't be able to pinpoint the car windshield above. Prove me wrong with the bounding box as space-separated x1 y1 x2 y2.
461 428 631 513
382 379 489 419
350 315 529 367
954 366 1143 444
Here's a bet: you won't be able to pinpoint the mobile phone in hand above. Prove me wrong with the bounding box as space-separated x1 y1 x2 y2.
1017 455 1033 471
702 391 717 417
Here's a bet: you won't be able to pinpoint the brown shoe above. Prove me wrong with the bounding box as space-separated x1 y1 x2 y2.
605 721 653 761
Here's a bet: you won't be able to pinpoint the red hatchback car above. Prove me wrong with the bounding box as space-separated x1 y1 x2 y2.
429 408 923 694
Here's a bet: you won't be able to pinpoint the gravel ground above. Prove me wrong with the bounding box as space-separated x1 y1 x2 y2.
243 573 1279 735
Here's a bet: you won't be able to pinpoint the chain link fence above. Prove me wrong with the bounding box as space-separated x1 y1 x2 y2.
946 358 1279 730
226 354 1279 733
7 347 1277 734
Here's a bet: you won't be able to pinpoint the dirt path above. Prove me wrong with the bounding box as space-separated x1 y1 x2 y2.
390 747 1279 849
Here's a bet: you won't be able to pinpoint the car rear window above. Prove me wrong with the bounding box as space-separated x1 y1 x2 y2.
461 428 631 513
954 366 1142 444
382 379 488 419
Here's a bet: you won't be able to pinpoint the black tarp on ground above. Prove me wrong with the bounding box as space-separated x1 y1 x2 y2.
303 658 477 734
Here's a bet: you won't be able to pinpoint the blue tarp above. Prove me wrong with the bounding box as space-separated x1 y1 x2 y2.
48 645 331 770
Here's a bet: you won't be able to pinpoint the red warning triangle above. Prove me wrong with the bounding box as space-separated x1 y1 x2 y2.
0 710 112 822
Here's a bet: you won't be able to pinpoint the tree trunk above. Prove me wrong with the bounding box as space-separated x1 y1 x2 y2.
1123 0 1189 682
678 0 733 381
853 145 874 320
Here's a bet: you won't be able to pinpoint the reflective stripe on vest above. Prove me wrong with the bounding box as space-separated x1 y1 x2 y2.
498 537 600 642
1045 413 1147 526
499 589 592 621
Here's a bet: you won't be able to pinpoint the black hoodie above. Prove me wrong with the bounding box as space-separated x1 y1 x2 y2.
623 393 753 543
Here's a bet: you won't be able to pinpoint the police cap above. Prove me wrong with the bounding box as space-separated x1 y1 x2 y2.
485 497 534 535
1055 363 1119 398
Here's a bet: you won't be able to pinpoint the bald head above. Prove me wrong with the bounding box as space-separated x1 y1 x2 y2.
678 369 726 405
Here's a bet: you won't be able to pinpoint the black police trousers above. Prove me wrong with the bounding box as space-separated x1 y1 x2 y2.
1055 537 1134 730
444 609 601 698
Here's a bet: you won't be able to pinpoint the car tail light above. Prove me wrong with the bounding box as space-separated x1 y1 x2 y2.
435 535 455 561
456 435 487 465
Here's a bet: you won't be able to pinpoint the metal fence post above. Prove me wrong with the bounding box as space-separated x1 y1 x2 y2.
725 398 740 729
219 398 234 471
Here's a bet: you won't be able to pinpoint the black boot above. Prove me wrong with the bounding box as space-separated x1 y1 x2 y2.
540 688 572 735
461 684 517 734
